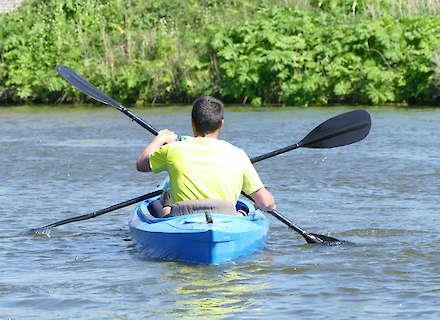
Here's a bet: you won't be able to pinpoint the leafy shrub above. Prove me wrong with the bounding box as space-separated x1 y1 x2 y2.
0 0 439 105
211 6 440 105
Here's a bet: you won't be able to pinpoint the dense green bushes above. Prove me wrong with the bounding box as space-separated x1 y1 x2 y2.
0 0 439 105
212 7 440 105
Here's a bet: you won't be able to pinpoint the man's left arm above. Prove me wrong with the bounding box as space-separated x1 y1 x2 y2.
242 156 276 211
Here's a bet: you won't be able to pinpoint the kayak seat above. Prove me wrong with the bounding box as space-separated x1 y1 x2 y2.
168 199 236 217
146 198 250 218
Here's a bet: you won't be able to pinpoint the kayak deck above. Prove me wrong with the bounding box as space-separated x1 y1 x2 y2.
129 199 269 264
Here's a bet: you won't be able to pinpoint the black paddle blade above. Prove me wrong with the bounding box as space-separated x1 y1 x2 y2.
56 65 121 108
309 233 347 246
299 110 371 148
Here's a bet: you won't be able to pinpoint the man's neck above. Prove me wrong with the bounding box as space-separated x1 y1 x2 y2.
194 130 220 139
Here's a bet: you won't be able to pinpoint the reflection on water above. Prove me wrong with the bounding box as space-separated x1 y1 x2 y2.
161 263 268 319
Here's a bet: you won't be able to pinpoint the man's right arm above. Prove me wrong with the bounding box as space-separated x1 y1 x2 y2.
250 187 276 212
136 129 177 172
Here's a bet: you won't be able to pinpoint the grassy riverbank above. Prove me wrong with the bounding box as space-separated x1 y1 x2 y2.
0 0 439 106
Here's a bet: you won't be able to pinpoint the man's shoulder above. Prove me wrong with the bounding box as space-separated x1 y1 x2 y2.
163 140 187 153
163 138 202 154
216 139 248 157
167 138 248 158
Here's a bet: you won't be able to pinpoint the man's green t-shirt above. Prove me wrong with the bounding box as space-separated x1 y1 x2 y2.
149 137 263 204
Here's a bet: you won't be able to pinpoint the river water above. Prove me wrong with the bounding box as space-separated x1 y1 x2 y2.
0 106 439 319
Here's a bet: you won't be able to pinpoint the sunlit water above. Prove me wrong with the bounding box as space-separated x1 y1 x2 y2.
1 106 439 319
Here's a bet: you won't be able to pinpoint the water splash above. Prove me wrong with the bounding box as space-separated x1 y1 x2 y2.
27 226 52 238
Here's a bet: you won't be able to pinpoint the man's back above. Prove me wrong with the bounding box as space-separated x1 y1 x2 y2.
150 137 263 204
136 96 275 216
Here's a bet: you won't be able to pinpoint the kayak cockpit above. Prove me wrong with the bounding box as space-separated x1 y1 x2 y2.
139 198 251 224
129 196 269 264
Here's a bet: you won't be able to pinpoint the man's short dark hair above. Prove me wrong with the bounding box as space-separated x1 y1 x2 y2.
191 96 224 135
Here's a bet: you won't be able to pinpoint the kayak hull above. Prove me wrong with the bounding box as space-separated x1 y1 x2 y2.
129 199 269 264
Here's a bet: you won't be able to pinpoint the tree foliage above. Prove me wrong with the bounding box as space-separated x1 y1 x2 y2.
0 0 439 106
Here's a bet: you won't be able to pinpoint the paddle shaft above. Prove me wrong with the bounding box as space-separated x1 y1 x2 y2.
110 107 365 166
268 209 323 243
241 192 323 243
251 144 299 163
32 190 163 231
116 105 159 136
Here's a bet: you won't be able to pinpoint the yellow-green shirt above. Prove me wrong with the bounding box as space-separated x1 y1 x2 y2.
149 137 263 204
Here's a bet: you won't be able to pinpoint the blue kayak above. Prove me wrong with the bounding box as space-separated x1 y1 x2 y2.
128 197 269 264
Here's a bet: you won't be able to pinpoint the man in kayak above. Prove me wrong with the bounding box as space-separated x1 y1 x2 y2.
136 96 276 217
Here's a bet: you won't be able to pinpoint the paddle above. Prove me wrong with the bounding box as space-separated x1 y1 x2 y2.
248 110 370 244
30 189 163 235
250 109 371 163
56 65 371 164
241 193 343 245
247 111 370 244
268 209 343 245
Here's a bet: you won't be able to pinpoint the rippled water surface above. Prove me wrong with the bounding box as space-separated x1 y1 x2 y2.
1 106 439 319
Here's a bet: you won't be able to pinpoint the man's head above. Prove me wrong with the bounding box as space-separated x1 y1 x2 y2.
191 96 224 136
